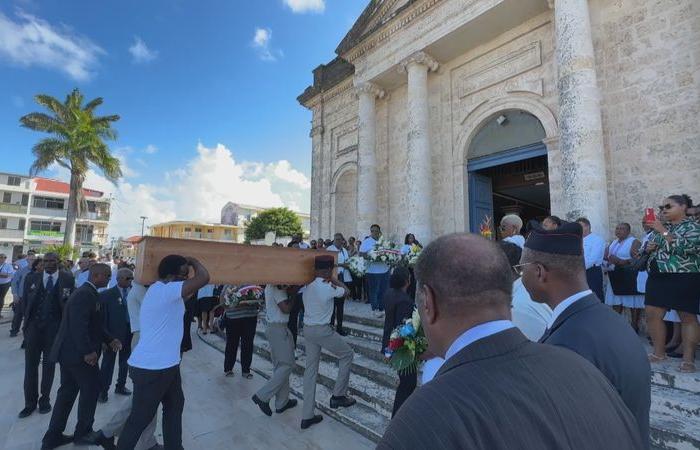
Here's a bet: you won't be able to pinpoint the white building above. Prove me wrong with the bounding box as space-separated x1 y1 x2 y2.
220 202 311 236
0 172 111 259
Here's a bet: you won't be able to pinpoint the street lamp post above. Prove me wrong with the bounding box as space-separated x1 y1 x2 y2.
140 216 148 237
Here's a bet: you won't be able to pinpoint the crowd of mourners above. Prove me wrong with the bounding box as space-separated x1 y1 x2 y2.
0 192 698 450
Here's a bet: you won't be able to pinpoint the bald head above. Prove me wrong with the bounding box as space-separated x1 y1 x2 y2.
89 263 112 289
415 233 512 311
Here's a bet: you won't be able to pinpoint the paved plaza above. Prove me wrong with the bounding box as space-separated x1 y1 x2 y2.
0 313 374 450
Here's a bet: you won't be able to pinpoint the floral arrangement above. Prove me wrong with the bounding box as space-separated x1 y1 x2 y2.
406 244 422 267
367 237 403 267
479 215 493 240
221 284 264 308
385 309 428 374
347 255 368 278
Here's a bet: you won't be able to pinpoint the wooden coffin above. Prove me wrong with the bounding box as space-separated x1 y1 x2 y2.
134 236 337 285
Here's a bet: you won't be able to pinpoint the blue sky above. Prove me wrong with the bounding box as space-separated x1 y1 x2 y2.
0 0 366 237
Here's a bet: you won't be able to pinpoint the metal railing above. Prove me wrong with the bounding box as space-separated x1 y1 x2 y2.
0 203 28 214
0 228 25 239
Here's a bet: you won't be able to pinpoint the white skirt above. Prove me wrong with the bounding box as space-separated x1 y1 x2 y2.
604 281 644 308
664 310 700 323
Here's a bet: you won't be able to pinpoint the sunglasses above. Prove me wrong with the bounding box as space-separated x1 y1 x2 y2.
659 204 674 210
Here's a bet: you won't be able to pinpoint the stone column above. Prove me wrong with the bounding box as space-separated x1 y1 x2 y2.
400 52 438 241
555 0 609 235
309 123 324 238
355 82 385 238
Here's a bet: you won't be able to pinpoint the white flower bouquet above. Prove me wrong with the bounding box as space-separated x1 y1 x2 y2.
347 255 368 278
367 237 403 267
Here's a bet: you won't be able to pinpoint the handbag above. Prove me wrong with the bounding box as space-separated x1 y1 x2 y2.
630 253 651 273
608 266 640 295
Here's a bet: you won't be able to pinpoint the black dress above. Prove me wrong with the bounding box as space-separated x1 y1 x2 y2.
382 288 417 417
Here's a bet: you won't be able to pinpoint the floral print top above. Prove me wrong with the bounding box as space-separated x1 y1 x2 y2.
648 218 700 273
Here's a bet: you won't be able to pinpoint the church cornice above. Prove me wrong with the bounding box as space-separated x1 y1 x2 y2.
340 0 443 63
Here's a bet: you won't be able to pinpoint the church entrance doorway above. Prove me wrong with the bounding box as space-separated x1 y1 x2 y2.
466 110 550 235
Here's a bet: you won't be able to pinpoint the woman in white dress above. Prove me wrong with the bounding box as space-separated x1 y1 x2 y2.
604 223 644 332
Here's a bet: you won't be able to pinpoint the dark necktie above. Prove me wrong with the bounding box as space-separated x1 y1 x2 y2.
122 288 130 323
46 274 54 292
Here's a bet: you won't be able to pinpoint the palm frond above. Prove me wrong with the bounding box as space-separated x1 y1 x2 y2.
29 138 70 176
83 97 103 113
19 112 67 135
89 145 122 183
34 94 69 121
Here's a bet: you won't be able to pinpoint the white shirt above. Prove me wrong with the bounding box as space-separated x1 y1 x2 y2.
128 281 185 370
511 278 552 341
583 233 606 269
264 285 290 324
43 271 59 288
0 262 14 284
298 242 310 249
327 244 352 282
503 235 525 249
198 284 215 298
421 357 445 385
546 289 592 328
359 237 389 274
302 277 345 326
76 270 90 288
126 282 148 332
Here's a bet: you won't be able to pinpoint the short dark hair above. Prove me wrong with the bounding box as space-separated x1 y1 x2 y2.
668 194 693 208
390 267 410 289
499 241 522 268
545 216 562 227
370 224 381 231
619 222 631 231
89 263 111 278
415 233 512 310
158 254 188 279
576 217 591 227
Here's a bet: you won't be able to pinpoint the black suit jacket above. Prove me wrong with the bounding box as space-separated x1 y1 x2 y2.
99 285 131 342
540 293 651 448
22 270 75 330
50 283 114 365
381 288 414 351
377 328 643 450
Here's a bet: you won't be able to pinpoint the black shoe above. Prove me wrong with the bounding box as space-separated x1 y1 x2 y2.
276 399 298 414
330 395 356 409
39 402 52 414
10 331 18 337
667 350 684 359
98 392 108 403
114 386 131 396
41 434 73 449
337 328 348 336
252 394 272 416
74 430 115 449
18 405 36 418
300 415 323 429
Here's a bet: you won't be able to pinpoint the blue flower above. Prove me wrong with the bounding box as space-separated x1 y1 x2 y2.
399 323 416 338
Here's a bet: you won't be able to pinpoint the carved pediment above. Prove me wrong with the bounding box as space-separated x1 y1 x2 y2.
336 0 418 56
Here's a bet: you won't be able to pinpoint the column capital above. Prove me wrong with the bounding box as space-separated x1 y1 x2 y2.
355 82 385 99
309 125 325 137
398 51 439 74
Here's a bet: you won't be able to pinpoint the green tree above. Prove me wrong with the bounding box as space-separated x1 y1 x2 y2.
244 207 303 243
20 89 121 248
41 243 80 262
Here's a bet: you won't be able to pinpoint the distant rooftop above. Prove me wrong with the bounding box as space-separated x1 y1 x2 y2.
33 177 106 198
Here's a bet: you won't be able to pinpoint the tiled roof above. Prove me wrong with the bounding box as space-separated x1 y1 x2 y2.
34 177 105 198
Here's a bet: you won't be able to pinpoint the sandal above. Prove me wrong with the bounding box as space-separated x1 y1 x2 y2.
242 372 253 379
679 362 696 373
648 353 667 363
225 371 235 377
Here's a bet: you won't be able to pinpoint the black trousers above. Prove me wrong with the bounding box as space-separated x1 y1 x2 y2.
11 300 24 334
117 365 184 450
287 294 304 347
224 316 257 373
43 362 101 444
23 323 57 407
0 282 10 311
99 333 132 393
330 297 345 330
392 370 417 417
586 266 605 302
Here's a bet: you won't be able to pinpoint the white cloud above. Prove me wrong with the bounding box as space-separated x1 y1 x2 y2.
144 144 158 154
0 10 104 81
252 27 281 62
283 0 325 13
128 36 157 63
47 143 310 239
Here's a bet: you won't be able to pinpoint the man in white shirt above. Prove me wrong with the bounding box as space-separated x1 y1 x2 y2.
116 255 209 450
577 217 606 301
359 224 390 317
0 253 15 318
327 233 352 335
499 214 525 248
300 255 355 430
251 285 298 417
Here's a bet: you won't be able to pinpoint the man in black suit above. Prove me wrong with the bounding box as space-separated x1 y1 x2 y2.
377 233 643 450
41 263 122 450
19 252 75 418
98 268 134 403
520 222 651 448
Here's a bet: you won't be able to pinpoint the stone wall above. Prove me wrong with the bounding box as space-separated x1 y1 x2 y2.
590 0 700 236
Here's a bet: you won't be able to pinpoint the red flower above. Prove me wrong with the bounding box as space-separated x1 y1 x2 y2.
388 338 404 351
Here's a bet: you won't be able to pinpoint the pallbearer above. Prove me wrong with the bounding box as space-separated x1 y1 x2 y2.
300 255 356 430
251 284 299 416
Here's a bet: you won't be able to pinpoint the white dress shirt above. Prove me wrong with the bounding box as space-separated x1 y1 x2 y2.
302 277 345 325
359 237 389 274
76 270 90 288
503 235 525 249
43 271 58 288
0 262 14 285
511 278 552 341
546 289 592 328
583 233 606 269
327 244 352 282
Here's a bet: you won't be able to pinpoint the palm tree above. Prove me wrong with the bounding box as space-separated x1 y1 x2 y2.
20 88 121 248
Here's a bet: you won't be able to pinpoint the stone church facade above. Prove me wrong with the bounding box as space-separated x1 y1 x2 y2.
298 0 699 242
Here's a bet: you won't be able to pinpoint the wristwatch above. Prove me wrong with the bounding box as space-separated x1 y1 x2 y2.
662 231 670 237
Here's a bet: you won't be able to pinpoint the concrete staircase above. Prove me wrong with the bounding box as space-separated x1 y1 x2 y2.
197 303 700 448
